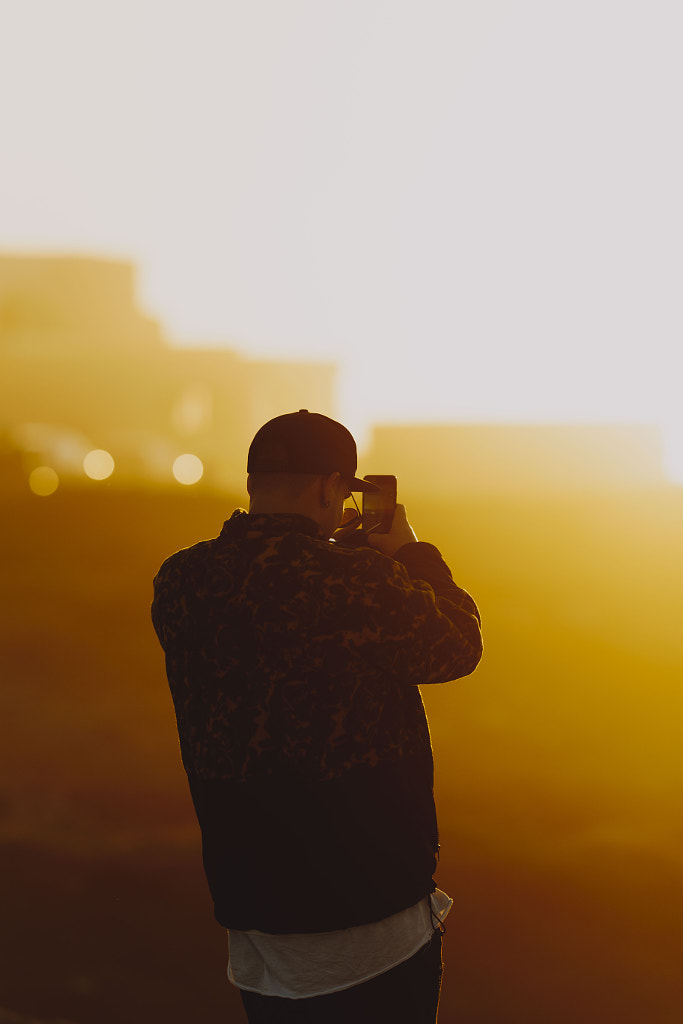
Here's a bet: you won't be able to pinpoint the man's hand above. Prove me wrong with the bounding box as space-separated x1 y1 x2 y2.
366 504 418 557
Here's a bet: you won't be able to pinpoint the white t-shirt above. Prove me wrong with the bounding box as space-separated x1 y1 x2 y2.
227 889 452 1000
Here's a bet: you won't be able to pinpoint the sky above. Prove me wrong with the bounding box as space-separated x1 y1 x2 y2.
2 0 682 474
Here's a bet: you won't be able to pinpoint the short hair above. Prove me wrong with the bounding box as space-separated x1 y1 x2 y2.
248 472 323 499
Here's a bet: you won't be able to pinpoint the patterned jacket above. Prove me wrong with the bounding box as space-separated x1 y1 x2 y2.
151 509 482 933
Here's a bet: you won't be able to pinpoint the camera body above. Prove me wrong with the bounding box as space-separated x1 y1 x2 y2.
361 475 397 534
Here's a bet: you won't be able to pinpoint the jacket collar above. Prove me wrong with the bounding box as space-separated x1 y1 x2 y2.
220 508 323 541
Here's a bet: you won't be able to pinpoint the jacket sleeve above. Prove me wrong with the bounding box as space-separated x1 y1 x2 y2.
150 553 181 650
363 541 482 686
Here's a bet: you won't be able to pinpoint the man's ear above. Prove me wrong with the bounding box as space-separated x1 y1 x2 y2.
246 474 253 497
321 471 341 507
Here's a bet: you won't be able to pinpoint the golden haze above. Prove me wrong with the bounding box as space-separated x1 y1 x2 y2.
0 477 681 1023
1 254 681 1022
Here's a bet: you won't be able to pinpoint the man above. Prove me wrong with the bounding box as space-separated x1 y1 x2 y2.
151 409 482 1023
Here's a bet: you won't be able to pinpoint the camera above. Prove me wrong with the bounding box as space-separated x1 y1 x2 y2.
361 475 397 534
333 475 397 545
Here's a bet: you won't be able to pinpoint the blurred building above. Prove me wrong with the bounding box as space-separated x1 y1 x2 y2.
0 255 335 491
365 422 667 495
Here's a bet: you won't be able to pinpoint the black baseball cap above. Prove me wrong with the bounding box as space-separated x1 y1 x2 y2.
247 409 377 492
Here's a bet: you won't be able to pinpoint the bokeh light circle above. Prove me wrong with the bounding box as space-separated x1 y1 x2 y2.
173 453 204 485
29 466 59 496
83 449 115 481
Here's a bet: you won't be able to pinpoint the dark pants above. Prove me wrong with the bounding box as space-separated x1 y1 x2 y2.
239 932 443 1024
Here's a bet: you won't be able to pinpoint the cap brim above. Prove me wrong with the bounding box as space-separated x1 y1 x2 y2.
349 477 379 492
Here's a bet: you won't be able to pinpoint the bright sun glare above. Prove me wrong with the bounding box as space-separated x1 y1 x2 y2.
2 2 681 470
660 420 683 486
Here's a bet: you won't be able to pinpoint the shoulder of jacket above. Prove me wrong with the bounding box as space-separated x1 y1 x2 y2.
154 537 215 580
326 540 411 578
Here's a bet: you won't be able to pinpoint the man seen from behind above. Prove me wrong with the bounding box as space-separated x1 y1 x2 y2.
151 410 483 1023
